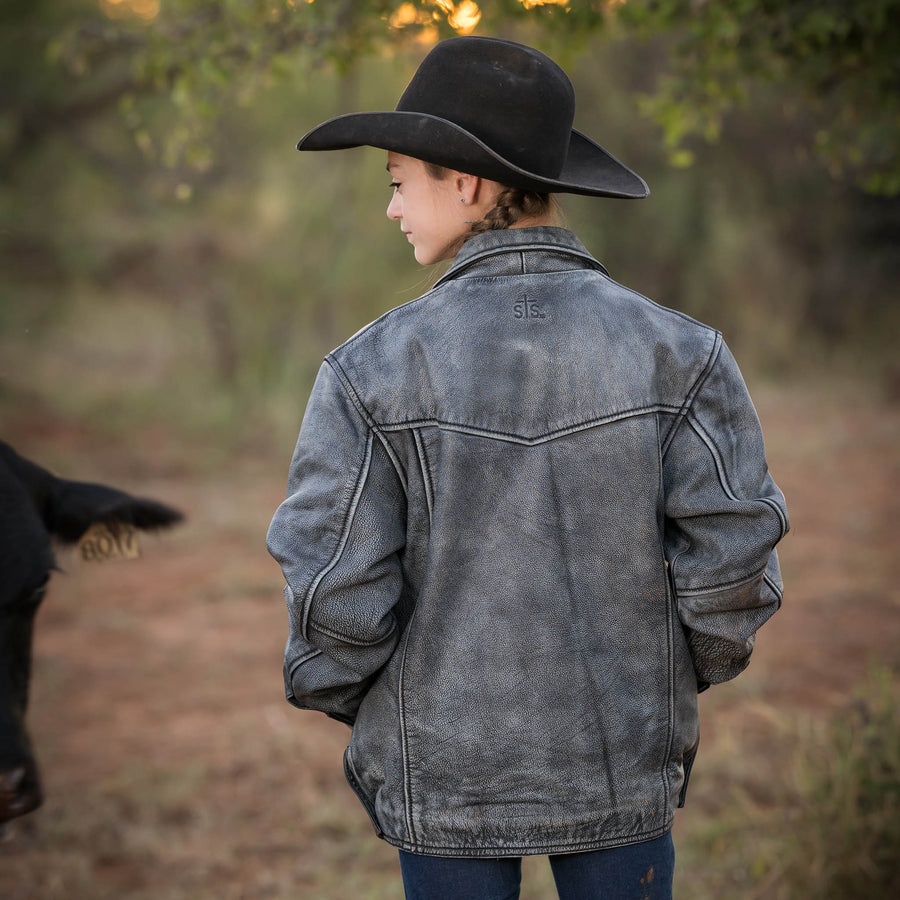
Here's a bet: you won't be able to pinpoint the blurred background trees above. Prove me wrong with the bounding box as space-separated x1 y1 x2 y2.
2 8 898 896
2 0 898 447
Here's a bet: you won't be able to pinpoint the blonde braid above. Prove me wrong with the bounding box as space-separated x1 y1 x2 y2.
468 188 553 235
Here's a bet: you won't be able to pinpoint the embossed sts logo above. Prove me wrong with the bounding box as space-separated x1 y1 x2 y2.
513 296 546 319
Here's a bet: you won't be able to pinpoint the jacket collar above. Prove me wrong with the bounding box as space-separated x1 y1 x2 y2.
434 226 608 288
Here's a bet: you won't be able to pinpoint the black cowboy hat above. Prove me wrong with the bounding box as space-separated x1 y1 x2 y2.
297 36 649 199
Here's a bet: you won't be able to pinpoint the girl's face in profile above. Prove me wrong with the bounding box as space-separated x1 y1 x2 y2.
386 152 473 266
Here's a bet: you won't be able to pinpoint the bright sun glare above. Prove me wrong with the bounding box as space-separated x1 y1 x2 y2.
100 0 160 22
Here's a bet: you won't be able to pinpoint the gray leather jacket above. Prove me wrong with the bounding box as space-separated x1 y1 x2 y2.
267 226 787 857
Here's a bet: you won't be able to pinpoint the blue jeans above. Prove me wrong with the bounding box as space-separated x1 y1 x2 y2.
398 832 674 899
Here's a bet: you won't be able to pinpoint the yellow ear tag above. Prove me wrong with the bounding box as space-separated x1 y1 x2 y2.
79 522 141 562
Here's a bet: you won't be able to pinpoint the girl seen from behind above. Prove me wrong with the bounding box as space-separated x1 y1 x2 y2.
267 36 788 900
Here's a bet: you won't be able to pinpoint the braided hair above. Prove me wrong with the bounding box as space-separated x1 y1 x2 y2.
467 186 554 235
424 162 556 236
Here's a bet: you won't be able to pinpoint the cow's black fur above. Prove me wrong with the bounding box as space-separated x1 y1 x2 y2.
0 441 182 823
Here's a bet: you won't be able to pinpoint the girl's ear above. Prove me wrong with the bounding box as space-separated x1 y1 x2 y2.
455 172 481 206
456 173 504 215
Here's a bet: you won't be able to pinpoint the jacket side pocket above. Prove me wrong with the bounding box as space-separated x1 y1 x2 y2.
677 736 699 808
344 747 384 838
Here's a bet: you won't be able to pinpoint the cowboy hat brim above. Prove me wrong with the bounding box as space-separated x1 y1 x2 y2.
297 111 649 199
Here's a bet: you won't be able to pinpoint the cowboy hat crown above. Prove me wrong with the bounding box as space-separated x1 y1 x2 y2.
298 36 648 199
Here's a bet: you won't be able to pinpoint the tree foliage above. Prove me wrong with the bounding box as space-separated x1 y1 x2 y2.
1 1 594 174
2 0 898 192
618 0 900 195
2 3 897 435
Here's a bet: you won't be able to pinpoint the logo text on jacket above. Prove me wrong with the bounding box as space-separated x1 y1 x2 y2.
513 296 546 319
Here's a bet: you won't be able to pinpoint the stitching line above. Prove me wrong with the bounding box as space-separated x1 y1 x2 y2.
381 818 674 856
288 649 321 675
762 572 784 603
398 605 418 846
326 356 377 428
377 405 681 445
325 354 409 495
676 564 769 597
300 431 374 640
757 495 789 537
660 333 722 457
327 355 408 493
685 415 788 537
670 413 786 597
433 243 607 286
308 617 399 647
656 412 674 811
377 431 408 495
412 428 434 526
685 413 738 500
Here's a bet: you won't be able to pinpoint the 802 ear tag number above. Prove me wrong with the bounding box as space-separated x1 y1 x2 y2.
79 523 141 562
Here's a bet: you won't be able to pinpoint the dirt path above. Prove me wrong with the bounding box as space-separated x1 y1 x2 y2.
1 376 898 899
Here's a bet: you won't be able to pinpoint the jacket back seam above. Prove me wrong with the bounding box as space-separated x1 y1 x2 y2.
326 356 408 492
595 271 723 334
433 244 608 286
657 411 675 816
660 333 723 458
325 356 375 427
397 602 419 847
377 405 682 445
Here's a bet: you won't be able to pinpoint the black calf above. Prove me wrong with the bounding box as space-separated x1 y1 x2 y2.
0 441 182 823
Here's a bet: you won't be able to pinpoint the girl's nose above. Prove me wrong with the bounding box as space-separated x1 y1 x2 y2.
386 192 401 221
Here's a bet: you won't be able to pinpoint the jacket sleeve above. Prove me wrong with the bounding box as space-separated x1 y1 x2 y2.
662 338 788 689
266 359 406 725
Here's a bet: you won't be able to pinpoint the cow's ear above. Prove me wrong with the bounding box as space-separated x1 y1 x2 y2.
49 479 183 543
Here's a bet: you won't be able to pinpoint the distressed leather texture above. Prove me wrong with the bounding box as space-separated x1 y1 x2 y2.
266 226 788 857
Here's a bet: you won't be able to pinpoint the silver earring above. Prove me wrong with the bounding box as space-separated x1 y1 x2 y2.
460 198 466 203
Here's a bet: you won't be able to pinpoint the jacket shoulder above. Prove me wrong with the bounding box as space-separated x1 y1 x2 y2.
596 271 718 341
327 268 721 438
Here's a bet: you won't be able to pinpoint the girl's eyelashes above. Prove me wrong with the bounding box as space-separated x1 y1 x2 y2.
389 181 401 190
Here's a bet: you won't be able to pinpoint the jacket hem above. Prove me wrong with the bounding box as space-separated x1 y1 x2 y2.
375 818 675 858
